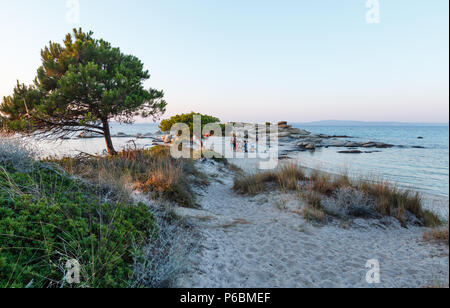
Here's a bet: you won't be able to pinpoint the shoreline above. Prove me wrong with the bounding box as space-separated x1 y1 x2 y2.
15 122 450 216
174 159 449 288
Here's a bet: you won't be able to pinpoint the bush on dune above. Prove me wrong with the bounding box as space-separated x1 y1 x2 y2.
0 158 156 288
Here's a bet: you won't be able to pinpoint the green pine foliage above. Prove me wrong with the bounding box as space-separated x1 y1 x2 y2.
159 112 221 136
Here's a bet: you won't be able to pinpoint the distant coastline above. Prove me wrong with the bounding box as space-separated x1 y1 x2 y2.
293 120 449 127
115 120 450 127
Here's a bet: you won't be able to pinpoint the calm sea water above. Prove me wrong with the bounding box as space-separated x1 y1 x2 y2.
34 123 449 200
33 122 161 158
291 125 449 199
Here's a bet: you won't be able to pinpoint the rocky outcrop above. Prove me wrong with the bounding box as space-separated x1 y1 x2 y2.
338 150 363 154
78 132 103 139
216 122 400 155
323 139 393 149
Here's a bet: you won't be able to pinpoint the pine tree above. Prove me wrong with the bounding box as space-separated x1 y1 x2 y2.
0 29 166 155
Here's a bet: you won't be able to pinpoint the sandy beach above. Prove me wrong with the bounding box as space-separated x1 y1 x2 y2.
171 160 449 288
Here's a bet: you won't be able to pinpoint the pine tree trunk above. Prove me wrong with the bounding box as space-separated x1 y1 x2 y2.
102 120 117 156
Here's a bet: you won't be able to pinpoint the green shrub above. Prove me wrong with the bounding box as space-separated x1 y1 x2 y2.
159 112 221 136
0 163 156 288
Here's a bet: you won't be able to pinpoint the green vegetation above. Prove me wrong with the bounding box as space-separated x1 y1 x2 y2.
233 163 442 227
0 138 206 288
0 28 166 155
159 112 221 136
0 161 156 288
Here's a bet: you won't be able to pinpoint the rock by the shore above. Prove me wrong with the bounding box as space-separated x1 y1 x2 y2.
78 132 103 139
374 142 394 149
323 139 348 147
297 142 316 151
229 121 397 155
345 142 359 148
278 132 291 138
338 150 363 154
288 128 302 135
361 142 376 148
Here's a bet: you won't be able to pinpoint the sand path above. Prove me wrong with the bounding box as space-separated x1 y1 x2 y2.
176 161 448 288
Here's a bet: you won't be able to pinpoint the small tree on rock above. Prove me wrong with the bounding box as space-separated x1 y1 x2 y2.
159 112 221 137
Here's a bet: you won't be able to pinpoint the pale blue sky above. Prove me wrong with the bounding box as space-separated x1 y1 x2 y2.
0 0 448 123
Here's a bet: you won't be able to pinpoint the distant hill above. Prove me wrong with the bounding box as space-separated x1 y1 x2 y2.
295 120 449 127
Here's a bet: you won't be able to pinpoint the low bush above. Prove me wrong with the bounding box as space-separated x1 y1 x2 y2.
321 187 378 219
0 162 156 288
54 147 205 208
0 138 35 172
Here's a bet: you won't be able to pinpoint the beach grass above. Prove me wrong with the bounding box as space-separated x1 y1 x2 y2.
424 224 449 245
53 146 208 209
233 163 443 227
233 163 306 195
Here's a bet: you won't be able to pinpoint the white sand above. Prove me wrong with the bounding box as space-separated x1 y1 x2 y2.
175 160 448 288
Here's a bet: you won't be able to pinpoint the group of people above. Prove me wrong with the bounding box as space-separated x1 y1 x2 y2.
201 131 260 153
232 133 259 153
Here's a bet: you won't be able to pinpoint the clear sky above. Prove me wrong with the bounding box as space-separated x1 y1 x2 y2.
0 0 448 123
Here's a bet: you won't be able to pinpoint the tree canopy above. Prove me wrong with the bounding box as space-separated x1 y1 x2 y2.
159 112 221 136
0 28 167 155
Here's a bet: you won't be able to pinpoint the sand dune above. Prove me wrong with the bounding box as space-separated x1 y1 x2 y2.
175 160 449 288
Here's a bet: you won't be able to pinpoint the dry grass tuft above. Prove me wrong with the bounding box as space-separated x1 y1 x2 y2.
300 191 326 223
302 205 326 224
423 225 449 246
278 164 307 191
357 180 436 226
233 163 305 195
54 147 206 208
